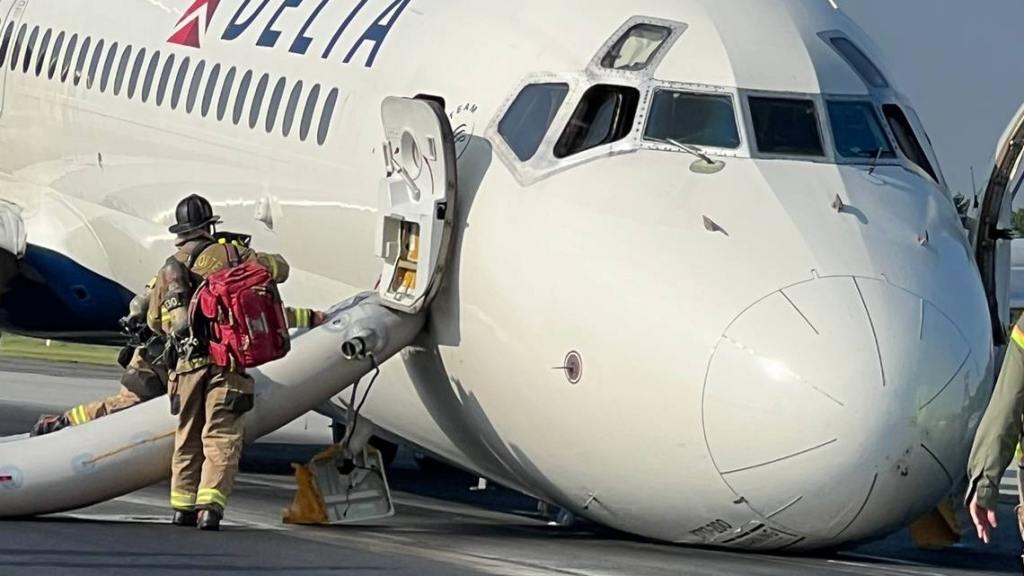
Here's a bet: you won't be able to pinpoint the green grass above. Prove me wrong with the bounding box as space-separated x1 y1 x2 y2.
0 334 120 366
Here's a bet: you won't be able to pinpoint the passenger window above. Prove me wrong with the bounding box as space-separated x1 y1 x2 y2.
300 84 320 141
827 101 895 160
156 53 175 106
554 84 639 158
217 66 236 121
318 87 340 146
87 38 104 89
232 70 252 125
100 41 117 92
10 24 25 72
0 24 14 71
61 34 78 83
644 90 740 149
882 104 938 181
170 56 189 110
141 50 160 102
186 60 205 113
248 73 269 129
601 24 672 71
73 36 91 86
128 47 145 98
201 63 220 117
829 37 888 89
114 44 131 95
47 31 64 80
749 97 825 157
498 83 569 161
282 80 303 137
34 29 50 77
21 26 38 74
265 77 287 133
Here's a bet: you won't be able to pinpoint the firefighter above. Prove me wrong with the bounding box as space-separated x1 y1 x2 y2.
967 316 1024 559
149 194 319 531
29 294 320 436
30 287 167 436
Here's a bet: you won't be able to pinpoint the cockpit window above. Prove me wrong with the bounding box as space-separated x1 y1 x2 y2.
827 101 895 160
554 84 639 159
644 91 740 149
749 97 825 157
828 37 889 89
882 104 938 181
601 24 672 71
498 83 569 161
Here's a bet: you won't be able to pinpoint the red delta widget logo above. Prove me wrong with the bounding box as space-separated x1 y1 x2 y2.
168 0 412 68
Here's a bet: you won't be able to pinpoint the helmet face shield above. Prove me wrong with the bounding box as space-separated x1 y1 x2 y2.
169 194 222 234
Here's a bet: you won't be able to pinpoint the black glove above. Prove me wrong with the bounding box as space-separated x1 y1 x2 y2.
117 346 134 369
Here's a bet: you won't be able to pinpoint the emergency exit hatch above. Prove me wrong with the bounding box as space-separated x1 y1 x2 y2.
974 103 1024 346
376 97 458 314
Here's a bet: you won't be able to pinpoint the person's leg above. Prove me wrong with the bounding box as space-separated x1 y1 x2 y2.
169 368 209 525
195 369 253 530
39 349 167 435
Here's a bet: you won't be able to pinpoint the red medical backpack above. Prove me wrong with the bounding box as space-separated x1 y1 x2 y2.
192 259 290 369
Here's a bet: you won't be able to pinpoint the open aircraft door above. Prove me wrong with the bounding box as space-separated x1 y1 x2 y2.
375 97 458 314
0 0 28 116
974 103 1024 346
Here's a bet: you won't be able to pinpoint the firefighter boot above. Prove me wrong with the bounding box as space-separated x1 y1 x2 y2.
172 510 198 527
30 414 70 436
198 508 222 531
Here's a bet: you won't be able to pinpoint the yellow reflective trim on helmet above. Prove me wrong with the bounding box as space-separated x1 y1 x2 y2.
1013 326 1024 349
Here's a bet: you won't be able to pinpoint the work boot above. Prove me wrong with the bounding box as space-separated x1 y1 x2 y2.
172 510 198 527
30 414 70 437
197 508 222 531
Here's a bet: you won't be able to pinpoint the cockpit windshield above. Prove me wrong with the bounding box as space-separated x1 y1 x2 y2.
643 90 740 149
826 101 895 160
749 97 825 157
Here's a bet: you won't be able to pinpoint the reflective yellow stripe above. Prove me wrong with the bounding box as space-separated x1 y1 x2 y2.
171 490 196 510
1013 326 1024 349
270 256 279 280
68 405 90 426
196 488 228 509
296 308 310 328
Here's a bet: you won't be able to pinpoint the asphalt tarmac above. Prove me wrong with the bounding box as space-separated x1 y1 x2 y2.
0 359 1021 576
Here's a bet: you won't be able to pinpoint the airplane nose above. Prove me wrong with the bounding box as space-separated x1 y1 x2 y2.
702 276 976 543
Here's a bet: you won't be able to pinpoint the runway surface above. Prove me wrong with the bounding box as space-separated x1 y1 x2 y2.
0 359 1021 576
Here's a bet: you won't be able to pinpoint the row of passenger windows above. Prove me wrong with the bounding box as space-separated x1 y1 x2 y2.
0 22 340 146
500 81 937 182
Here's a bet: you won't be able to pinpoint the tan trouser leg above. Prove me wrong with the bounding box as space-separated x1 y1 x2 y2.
170 368 209 511
196 368 253 514
65 349 168 426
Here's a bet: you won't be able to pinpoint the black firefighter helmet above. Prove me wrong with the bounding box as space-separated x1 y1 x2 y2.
168 194 222 234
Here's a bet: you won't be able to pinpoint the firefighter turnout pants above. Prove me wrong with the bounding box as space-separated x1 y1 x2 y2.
65 348 167 426
169 364 254 515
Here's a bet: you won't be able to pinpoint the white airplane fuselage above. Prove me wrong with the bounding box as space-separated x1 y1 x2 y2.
0 0 999 550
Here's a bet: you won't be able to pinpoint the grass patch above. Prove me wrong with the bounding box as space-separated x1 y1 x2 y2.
0 334 119 366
